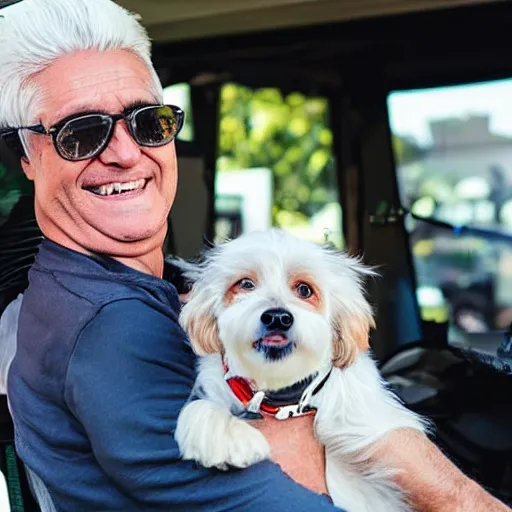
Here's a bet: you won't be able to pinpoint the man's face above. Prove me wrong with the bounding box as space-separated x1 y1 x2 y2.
22 49 177 257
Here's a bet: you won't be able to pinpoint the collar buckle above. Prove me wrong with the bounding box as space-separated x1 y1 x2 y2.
274 403 316 421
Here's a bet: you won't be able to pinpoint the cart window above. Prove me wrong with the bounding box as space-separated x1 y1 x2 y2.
215 83 342 248
389 78 512 340
163 83 194 142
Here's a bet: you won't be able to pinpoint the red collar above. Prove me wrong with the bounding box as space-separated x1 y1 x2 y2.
223 358 331 420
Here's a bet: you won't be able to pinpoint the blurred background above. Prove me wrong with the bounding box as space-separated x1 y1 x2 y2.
389 81 512 336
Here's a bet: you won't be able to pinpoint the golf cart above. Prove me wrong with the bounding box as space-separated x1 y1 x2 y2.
1 0 512 509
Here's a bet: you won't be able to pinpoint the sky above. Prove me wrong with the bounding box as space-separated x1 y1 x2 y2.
387 77 512 147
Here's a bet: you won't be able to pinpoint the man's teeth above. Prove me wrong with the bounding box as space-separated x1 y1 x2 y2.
91 179 146 196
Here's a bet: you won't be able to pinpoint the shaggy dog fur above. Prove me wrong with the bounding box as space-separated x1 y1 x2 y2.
175 229 427 512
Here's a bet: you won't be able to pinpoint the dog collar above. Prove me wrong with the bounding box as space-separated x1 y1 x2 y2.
223 358 332 420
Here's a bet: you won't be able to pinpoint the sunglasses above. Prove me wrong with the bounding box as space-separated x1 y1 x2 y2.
10 104 184 162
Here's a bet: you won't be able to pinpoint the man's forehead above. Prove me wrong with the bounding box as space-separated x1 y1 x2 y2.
42 78 156 122
35 51 157 123
66 67 153 91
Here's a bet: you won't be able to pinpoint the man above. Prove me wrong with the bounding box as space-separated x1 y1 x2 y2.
0 0 508 511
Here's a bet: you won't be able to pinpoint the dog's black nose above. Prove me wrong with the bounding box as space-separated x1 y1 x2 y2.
260 308 294 331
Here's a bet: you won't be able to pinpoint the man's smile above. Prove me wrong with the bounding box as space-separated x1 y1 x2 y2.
84 178 150 197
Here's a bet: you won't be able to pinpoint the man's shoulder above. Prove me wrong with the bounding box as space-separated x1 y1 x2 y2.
72 298 191 365
22 267 181 346
19 265 183 370
84 298 183 337
29 262 178 313
28 239 181 316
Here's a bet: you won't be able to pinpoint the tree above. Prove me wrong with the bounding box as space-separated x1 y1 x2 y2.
217 83 340 244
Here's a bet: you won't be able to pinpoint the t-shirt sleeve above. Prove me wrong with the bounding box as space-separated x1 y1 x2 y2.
65 299 342 511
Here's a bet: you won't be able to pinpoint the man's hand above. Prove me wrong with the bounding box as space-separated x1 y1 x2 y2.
252 415 329 496
371 428 511 512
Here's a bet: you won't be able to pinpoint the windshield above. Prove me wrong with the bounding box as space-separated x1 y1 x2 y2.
388 79 512 345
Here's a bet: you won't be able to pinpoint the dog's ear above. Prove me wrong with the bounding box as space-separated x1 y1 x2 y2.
326 252 377 368
169 252 223 356
179 289 222 356
331 307 375 368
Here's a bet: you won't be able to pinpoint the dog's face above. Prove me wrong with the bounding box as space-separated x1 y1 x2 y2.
179 229 376 390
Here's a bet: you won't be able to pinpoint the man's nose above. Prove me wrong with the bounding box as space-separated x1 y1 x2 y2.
98 122 142 168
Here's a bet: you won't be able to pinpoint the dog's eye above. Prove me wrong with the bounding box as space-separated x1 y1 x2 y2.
236 278 255 290
296 282 313 299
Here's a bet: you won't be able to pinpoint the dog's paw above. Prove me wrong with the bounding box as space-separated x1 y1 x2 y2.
218 418 270 470
175 399 270 470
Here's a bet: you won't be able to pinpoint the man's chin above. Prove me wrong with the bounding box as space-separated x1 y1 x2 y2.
77 222 167 255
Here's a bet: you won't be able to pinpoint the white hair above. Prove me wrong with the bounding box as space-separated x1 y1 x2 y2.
0 0 163 129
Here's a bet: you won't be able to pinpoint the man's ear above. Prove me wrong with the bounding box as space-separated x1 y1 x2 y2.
20 157 35 181
19 131 35 180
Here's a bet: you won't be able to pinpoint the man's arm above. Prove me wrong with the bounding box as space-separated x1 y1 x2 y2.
371 428 511 512
65 299 341 511
253 415 329 495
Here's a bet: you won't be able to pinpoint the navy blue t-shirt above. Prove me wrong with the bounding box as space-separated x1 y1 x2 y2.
8 239 342 511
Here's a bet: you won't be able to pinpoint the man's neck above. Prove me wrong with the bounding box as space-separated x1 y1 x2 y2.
115 250 164 278
39 220 167 278
51 236 165 277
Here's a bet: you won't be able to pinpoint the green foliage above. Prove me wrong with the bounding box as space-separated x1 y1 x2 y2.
0 161 32 219
217 83 338 231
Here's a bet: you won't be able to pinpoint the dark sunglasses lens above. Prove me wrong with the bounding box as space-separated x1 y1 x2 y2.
56 116 111 160
133 106 181 146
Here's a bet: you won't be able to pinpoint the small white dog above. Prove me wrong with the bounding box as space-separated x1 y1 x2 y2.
175 229 427 512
